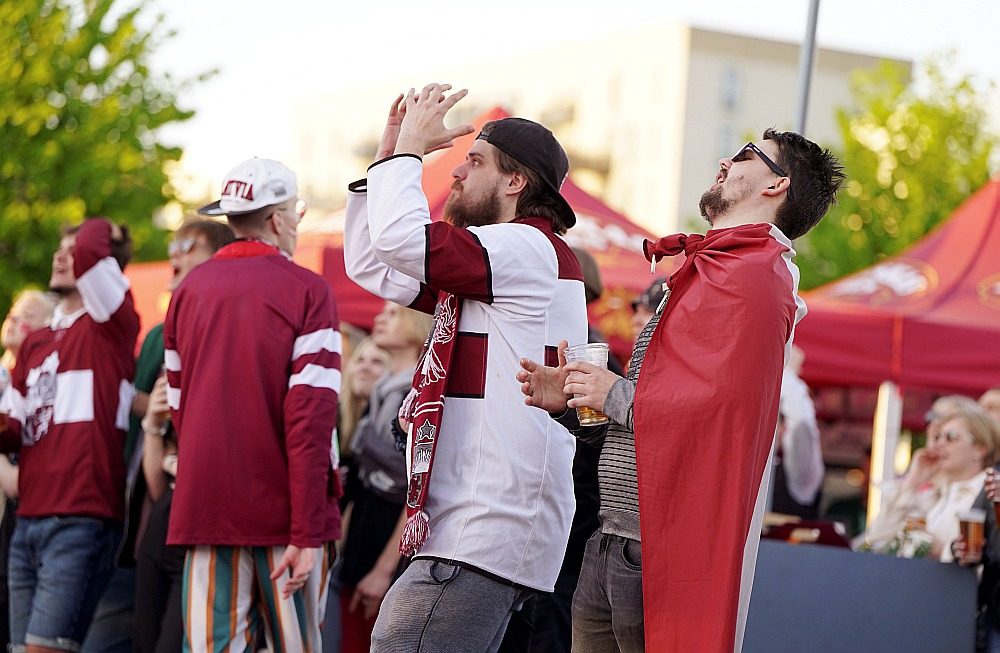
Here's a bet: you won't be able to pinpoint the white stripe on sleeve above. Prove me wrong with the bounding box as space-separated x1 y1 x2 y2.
164 349 181 373
167 385 181 410
116 379 134 431
76 257 130 324
329 428 340 468
292 328 342 362
288 365 342 393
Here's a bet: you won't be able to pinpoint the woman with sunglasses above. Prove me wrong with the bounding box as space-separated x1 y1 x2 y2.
862 402 1000 561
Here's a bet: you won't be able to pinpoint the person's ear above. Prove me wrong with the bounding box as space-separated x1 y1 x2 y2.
506 171 528 197
762 177 790 197
265 208 283 236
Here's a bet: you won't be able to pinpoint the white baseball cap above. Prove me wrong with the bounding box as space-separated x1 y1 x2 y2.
197 158 298 216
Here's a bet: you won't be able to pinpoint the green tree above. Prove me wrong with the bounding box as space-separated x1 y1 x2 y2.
797 55 998 289
0 0 202 316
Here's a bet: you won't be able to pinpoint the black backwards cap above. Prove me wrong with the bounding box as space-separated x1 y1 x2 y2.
632 277 668 312
476 118 576 228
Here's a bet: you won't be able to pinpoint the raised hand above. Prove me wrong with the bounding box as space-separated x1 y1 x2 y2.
987 468 1000 501
395 83 475 157
902 448 941 492
517 341 570 413
141 375 170 435
375 93 407 161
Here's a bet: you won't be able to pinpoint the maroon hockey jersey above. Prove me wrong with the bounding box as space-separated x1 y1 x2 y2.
0 218 138 520
164 240 342 548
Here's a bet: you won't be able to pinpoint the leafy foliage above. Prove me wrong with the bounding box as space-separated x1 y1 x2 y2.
797 56 998 289
0 0 203 315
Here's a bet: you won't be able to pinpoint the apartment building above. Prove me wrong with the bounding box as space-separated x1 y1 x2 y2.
291 22 909 236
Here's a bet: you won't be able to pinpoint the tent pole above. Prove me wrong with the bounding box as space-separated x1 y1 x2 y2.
867 381 903 525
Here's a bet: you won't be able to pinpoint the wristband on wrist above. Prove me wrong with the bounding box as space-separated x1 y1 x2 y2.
141 417 168 437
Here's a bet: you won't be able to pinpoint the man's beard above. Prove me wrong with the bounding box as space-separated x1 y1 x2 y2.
443 182 502 229
698 178 752 225
48 283 75 297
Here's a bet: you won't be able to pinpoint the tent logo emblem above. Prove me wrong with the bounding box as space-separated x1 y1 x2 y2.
565 213 647 254
828 259 937 305
978 274 1000 311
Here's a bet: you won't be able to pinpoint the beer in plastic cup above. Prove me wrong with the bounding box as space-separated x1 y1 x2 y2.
959 508 986 559
563 343 610 426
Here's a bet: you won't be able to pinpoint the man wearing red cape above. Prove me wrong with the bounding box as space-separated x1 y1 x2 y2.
519 131 844 653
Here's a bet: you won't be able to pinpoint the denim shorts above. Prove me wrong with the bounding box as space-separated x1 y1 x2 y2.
8 515 122 653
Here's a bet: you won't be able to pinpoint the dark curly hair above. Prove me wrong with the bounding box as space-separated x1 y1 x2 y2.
763 128 846 240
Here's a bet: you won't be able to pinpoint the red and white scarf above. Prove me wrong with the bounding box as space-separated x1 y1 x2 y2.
397 291 460 556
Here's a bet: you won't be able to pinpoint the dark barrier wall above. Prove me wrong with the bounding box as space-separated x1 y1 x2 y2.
744 540 977 652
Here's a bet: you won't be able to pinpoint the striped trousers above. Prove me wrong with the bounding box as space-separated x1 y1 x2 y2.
182 544 335 653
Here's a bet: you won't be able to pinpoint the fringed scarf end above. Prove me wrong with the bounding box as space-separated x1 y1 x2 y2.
399 510 430 557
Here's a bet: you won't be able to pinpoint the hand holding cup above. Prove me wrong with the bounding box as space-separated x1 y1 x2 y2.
958 508 986 562
562 343 613 426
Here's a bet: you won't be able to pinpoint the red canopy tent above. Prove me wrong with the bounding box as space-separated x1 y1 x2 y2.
795 176 1000 398
795 177 1000 517
124 260 173 347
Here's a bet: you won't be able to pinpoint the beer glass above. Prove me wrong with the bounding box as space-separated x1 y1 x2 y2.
563 343 610 426
959 508 986 559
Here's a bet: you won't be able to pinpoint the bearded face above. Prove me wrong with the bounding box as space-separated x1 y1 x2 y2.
49 235 77 296
443 181 503 229
48 283 76 297
699 176 753 225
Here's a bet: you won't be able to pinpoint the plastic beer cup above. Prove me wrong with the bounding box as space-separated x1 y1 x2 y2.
563 343 610 426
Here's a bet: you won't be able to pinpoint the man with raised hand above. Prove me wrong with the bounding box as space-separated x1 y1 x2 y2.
1 217 138 653
164 159 342 652
519 131 844 653
345 84 587 652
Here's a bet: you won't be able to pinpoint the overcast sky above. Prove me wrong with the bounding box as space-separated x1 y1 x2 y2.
141 0 1000 178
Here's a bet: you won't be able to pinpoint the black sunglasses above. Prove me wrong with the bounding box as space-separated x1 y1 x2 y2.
732 142 788 177
940 430 970 444
732 142 793 200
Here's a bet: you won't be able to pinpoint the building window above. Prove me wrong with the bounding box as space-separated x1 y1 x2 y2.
717 125 735 162
721 66 740 111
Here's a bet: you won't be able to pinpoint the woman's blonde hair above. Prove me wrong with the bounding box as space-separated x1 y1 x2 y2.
942 405 1000 468
338 337 389 456
1 289 57 371
393 305 434 352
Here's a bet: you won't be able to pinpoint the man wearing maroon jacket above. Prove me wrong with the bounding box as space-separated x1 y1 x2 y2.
0 217 138 653
164 158 342 652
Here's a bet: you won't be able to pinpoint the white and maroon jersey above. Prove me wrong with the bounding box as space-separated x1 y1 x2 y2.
345 154 588 592
0 219 138 520
163 241 342 548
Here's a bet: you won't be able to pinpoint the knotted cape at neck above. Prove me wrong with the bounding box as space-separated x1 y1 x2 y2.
635 223 800 653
